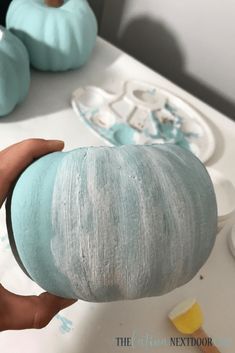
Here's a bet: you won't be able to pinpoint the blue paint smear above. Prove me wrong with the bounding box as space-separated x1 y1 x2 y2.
0 234 10 251
148 111 191 150
165 101 177 114
56 314 73 334
147 88 157 96
0 234 8 242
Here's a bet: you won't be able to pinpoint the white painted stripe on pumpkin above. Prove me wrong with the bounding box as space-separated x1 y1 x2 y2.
50 145 217 302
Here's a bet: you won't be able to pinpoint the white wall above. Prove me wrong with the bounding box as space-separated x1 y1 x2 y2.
100 0 235 119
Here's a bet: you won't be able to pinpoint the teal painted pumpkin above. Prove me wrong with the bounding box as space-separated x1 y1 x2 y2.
6 145 217 302
6 0 97 72
0 26 30 117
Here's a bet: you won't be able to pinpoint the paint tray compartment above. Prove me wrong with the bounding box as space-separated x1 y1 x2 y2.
72 80 215 162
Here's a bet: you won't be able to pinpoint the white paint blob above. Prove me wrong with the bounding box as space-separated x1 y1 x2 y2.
0 29 4 41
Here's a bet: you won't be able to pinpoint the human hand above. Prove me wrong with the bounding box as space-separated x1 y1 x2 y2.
0 139 77 331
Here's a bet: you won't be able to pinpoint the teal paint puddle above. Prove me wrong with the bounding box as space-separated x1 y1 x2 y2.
104 123 136 145
0 234 10 251
56 314 73 334
0 234 7 242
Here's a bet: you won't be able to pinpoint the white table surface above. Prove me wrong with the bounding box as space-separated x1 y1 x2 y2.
0 37 235 353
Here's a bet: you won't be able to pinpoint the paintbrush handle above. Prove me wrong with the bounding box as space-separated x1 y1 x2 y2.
192 328 221 353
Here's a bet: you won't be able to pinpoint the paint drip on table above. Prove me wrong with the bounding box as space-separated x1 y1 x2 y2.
72 81 215 163
56 314 74 334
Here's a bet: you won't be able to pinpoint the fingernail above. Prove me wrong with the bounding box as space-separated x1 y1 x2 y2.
48 140 65 148
48 139 64 144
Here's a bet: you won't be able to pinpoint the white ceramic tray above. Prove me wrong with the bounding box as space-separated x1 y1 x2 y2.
72 80 215 162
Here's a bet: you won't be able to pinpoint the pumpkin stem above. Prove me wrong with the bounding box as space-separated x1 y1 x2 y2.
45 0 64 7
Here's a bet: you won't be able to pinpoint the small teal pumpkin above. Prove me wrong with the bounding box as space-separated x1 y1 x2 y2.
6 145 217 302
0 26 30 117
6 0 97 72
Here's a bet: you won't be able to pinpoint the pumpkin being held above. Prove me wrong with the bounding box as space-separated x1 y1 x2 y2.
6 0 97 71
6 145 217 302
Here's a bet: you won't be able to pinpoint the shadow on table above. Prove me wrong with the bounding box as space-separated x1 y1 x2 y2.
0 37 121 124
103 15 225 163
62 297 175 353
101 10 235 121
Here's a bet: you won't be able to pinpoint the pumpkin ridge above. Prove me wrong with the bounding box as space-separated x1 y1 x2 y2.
120 147 155 298
12 38 30 102
137 147 180 294
0 59 17 114
62 0 88 13
0 27 30 116
43 12 57 70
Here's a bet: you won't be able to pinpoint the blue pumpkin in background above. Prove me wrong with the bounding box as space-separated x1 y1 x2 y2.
6 144 218 302
0 26 30 117
6 0 98 71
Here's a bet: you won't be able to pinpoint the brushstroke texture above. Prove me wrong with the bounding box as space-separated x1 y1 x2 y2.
8 145 217 301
